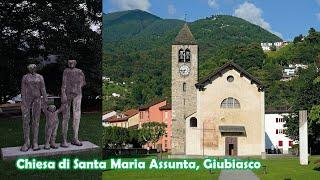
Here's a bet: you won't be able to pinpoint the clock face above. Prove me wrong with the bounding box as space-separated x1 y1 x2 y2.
179 65 190 76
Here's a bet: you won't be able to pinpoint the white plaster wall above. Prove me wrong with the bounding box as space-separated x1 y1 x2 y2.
185 113 201 155
186 69 264 156
265 113 295 154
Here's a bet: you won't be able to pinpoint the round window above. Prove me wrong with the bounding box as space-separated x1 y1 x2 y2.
227 75 234 82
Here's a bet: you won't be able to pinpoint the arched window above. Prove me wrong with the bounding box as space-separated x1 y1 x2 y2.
178 49 184 62
220 97 240 108
185 49 191 62
190 117 197 127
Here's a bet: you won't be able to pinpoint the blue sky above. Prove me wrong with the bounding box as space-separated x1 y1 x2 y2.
104 0 320 41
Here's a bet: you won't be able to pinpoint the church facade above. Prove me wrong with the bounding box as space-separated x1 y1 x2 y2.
171 24 265 156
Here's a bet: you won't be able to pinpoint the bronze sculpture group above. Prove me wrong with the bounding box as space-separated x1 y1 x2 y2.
20 60 86 152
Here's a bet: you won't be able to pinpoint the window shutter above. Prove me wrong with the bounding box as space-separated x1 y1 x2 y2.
278 141 283 146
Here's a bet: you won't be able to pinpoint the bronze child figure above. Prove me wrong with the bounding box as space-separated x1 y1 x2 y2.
42 103 67 150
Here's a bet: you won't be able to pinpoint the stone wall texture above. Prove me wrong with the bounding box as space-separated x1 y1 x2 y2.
171 45 198 154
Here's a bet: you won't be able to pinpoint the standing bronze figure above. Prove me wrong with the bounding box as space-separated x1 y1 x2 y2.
61 59 86 147
21 64 48 151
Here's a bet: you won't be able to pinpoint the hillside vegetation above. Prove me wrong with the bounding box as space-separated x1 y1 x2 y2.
104 11 320 153
103 11 320 111
103 10 283 111
266 29 320 65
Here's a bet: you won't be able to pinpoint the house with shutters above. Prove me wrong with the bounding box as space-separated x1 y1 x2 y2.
265 107 296 154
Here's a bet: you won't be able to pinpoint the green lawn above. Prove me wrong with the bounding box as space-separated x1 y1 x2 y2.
0 113 102 180
254 156 320 180
4 113 318 180
103 155 320 180
102 155 220 180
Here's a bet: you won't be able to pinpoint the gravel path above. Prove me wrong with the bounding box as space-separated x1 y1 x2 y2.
219 170 259 180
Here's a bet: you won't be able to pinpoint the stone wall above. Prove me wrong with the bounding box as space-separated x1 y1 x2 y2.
171 44 198 154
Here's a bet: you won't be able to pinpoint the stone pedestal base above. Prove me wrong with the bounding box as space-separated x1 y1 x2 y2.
1 141 99 160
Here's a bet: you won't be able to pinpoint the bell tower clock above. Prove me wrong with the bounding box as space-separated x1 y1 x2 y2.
171 24 198 155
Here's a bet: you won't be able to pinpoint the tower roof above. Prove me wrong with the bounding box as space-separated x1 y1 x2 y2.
173 23 197 45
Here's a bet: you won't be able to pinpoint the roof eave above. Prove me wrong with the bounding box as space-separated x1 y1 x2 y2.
195 61 265 92
172 41 198 45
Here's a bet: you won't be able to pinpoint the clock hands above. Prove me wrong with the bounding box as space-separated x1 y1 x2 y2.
179 66 189 76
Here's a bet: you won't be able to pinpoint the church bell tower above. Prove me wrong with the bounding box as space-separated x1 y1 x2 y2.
171 24 198 155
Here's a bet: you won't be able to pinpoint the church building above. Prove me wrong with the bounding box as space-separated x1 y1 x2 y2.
171 24 265 156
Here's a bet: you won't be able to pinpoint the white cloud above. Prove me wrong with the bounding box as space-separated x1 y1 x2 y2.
272 31 283 39
208 0 219 8
110 0 151 11
168 4 176 15
234 2 282 38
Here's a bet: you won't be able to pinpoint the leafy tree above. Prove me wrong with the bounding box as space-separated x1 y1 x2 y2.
283 113 299 141
103 11 320 153
315 54 320 70
208 43 266 71
102 126 129 149
270 45 277 51
284 65 320 154
309 28 316 34
265 81 294 109
309 105 320 125
0 0 102 106
128 129 145 148
103 11 281 112
139 122 167 149
293 34 303 44
306 28 320 43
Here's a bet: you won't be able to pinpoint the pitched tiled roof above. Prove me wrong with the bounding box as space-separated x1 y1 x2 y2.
106 115 127 123
123 109 139 118
102 110 112 115
195 61 264 91
173 24 197 45
139 99 166 111
159 103 171 110
265 106 293 114
105 109 138 123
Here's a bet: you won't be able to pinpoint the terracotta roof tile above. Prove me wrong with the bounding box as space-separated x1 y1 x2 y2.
105 109 138 123
139 99 166 111
266 106 293 114
123 109 139 118
106 115 128 123
159 103 171 110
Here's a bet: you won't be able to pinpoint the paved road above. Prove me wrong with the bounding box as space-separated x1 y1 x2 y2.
219 170 259 180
